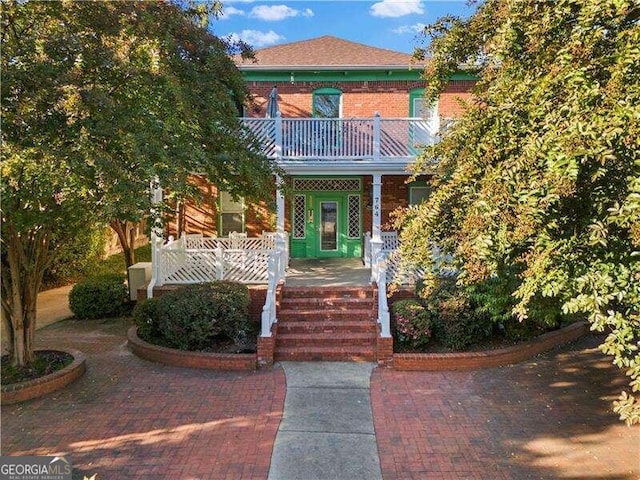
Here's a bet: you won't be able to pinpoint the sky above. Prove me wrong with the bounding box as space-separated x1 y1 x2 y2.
211 0 478 54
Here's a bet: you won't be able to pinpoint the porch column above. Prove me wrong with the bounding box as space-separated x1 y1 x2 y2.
276 174 285 234
275 174 287 273
147 177 164 297
370 174 383 281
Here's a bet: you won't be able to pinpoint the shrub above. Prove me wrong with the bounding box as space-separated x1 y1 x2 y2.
392 299 433 350
420 278 494 351
69 274 130 319
154 281 250 351
132 297 160 341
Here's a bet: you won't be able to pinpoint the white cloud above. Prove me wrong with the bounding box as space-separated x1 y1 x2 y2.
392 23 426 34
370 0 424 18
221 6 245 19
229 29 285 47
249 4 314 21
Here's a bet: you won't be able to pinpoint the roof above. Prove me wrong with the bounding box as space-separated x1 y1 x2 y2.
236 35 418 71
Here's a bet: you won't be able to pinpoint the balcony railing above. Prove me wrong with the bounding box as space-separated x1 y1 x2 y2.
240 115 436 162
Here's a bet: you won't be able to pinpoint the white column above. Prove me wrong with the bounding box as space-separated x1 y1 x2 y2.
373 112 381 163
370 174 383 282
274 111 283 160
276 174 285 234
372 174 382 242
275 174 288 271
147 177 164 297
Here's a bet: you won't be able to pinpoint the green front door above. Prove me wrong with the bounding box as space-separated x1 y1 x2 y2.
289 185 362 259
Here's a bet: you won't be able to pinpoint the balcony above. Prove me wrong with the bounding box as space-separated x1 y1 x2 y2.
240 115 436 173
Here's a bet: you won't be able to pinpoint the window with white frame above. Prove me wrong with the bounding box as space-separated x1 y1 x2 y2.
219 191 244 236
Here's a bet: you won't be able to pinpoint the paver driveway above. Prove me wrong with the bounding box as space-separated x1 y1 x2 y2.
2 319 638 479
1 318 286 480
371 334 639 480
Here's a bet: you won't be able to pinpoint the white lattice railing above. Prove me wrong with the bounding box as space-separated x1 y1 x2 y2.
240 115 435 161
157 233 286 286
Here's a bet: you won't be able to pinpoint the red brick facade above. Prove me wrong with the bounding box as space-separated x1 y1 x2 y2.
172 174 433 240
172 55 474 242
247 80 475 119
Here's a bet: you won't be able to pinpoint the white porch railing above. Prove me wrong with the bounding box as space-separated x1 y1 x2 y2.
261 243 286 337
368 231 457 339
156 233 286 286
241 115 436 161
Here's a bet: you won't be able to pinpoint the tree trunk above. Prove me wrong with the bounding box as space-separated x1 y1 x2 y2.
1 226 49 367
176 201 186 239
110 219 136 269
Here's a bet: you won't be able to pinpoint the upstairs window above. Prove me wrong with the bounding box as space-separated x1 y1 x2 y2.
313 88 342 118
410 88 439 132
219 191 244 236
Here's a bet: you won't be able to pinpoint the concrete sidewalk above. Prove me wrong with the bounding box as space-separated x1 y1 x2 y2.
1 284 73 352
269 362 382 480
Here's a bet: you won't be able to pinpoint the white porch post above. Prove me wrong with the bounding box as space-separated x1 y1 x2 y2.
147 177 164 298
276 174 285 235
370 173 383 282
373 112 381 163
274 111 283 160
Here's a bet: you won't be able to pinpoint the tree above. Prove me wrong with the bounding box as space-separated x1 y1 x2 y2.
398 0 640 424
1 1 276 366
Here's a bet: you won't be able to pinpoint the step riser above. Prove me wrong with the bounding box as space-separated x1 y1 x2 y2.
279 312 374 322
278 324 377 334
282 289 372 300
280 299 374 309
277 338 376 348
275 351 376 362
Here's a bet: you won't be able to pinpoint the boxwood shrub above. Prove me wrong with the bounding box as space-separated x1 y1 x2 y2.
153 281 251 351
69 274 130 319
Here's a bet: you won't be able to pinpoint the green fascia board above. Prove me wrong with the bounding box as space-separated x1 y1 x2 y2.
241 69 477 83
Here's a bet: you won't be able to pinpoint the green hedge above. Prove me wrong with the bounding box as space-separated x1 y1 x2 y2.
69 274 130 319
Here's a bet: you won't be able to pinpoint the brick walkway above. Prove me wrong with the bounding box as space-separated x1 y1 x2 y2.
1 318 286 480
3 320 639 479
371 334 640 480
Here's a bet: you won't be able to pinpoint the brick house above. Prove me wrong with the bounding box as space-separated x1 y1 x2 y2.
171 36 475 259
146 36 475 362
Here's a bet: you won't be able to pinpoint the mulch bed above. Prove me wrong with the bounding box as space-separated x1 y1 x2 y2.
1 350 73 386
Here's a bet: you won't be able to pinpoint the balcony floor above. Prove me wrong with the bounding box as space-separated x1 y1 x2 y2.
285 258 371 287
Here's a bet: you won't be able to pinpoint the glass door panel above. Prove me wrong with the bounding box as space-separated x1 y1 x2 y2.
320 201 338 251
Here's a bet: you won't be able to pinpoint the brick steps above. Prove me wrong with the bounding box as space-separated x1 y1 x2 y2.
281 287 372 299
279 309 373 322
276 332 376 347
280 297 373 309
275 286 377 362
278 320 377 334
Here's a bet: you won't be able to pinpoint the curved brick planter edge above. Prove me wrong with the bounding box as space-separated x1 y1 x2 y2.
127 326 257 371
1 349 87 405
393 321 591 371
